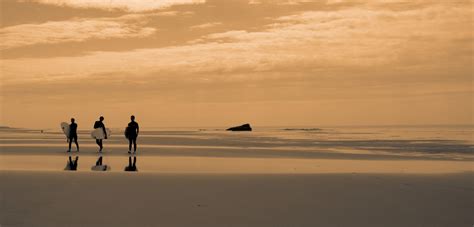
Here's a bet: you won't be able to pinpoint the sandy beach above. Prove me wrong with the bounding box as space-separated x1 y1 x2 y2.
2 171 473 227
0 126 473 227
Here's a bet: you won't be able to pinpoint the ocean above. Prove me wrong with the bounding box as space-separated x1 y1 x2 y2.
0 125 472 161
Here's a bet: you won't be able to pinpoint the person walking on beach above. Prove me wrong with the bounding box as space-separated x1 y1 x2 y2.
126 115 139 154
68 118 79 152
94 116 107 152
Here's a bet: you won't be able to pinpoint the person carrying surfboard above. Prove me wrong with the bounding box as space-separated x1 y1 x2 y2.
68 118 79 152
94 116 107 152
126 115 139 154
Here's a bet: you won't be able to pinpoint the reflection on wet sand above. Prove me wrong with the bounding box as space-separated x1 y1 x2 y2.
0 154 471 174
65 156 78 171
124 156 138 172
91 155 110 171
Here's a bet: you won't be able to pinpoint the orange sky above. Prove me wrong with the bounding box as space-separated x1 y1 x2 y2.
0 0 472 128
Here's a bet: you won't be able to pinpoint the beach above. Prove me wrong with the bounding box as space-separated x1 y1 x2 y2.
1 126 473 227
2 171 473 227
3 0 473 226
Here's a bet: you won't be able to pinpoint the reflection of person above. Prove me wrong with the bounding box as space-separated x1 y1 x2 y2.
91 155 109 171
127 115 139 154
95 156 103 166
124 156 137 171
67 156 79 171
68 118 79 152
93 116 107 153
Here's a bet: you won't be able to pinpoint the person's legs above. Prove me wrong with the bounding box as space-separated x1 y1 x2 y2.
73 136 79 151
96 139 103 151
73 156 78 170
68 139 72 152
133 138 137 152
128 139 132 152
67 156 71 169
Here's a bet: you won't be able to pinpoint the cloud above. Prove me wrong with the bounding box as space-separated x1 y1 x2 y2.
248 0 315 5
189 22 222 30
0 14 157 50
21 0 206 12
2 1 472 85
1 1 472 127
248 0 261 5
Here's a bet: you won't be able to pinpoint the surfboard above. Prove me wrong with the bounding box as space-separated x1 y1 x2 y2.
60 122 70 138
64 158 78 171
91 128 111 139
91 165 111 171
64 165 77 171
64 163 78 170
124 126 130 139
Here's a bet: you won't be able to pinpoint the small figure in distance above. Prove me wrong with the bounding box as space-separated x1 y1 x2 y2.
68 118 79 152
126 115 139 154
94 116 107 153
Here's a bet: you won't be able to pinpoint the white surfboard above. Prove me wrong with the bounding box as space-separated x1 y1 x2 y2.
60 122 70 138
91 128 111 139
91 165 111 171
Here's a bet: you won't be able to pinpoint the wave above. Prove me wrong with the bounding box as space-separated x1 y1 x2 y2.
282 128 322 132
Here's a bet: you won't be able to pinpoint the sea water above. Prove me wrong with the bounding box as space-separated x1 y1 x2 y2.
0 125 472 160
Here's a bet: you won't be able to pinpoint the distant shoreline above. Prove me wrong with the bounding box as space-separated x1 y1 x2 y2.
2 124 474 132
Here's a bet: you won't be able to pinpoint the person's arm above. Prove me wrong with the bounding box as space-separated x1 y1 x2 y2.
136 123 139 136
102 124 107 139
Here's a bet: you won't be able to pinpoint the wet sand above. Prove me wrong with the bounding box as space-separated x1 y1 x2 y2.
1 128 473 226
0 153 473 227
0 154 473 174
1 171 473 227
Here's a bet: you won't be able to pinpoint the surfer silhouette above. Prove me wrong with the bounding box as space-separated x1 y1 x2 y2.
68 118 79 152
126 115 139 154
94 116 107 152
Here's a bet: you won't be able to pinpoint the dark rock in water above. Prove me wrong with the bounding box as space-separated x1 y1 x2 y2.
226 123 252 131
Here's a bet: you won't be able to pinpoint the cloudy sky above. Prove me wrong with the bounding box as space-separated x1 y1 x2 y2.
0 0 472 128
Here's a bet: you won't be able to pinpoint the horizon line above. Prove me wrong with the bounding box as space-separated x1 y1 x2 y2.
2 123 473 131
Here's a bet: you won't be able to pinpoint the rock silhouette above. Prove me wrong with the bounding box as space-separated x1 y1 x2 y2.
226 123 252 131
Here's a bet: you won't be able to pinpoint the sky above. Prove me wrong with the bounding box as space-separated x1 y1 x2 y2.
0 0 473 129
